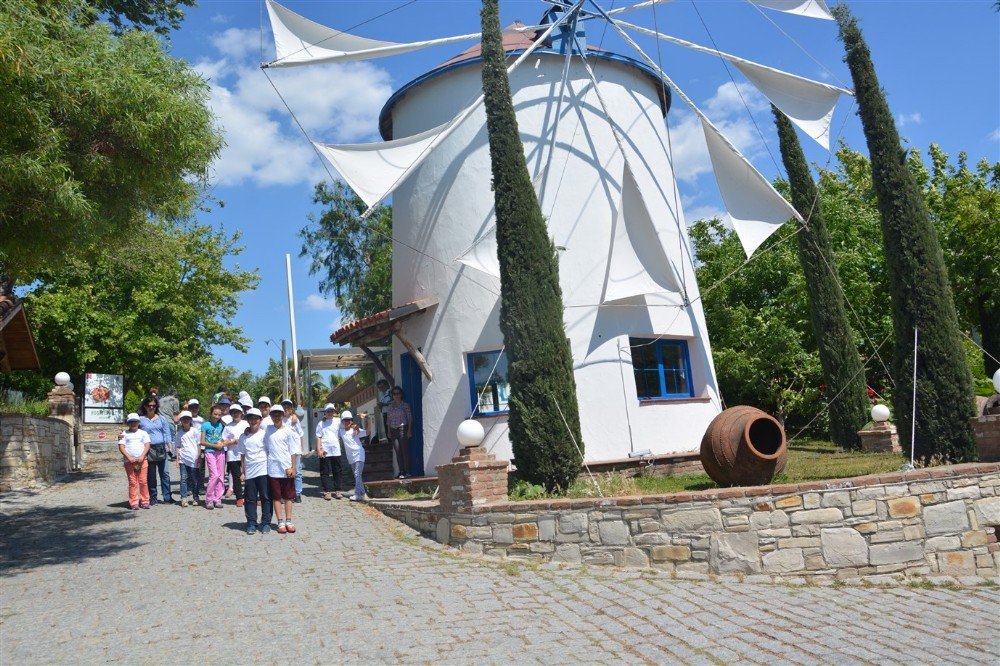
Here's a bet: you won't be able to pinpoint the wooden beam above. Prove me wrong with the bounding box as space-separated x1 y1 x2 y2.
360 345 395 386
393 323 433 382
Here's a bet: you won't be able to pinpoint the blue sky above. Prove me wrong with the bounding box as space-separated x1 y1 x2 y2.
166 0 1000 376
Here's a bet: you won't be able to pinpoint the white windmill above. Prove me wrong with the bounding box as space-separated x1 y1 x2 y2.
261 0 851 475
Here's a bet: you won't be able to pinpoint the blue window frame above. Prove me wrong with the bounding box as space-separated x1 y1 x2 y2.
467 349 510 416
629 337 694 399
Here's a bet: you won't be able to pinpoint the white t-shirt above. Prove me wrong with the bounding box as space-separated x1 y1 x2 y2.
221 414 233 425
315 417 342 457
236 428 268 480
264 424 300 478
287 416 305 453
222 420 249 462
174 426 202 467
339 425 367 465
190 414 204 428
121 429 151 458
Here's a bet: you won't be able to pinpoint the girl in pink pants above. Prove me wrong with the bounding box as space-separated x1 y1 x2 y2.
200 405 227 509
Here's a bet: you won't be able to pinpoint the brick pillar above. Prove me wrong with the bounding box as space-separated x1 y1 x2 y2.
971 415 1000 462
47 385 79 471
435 445 509 513
857 420 901 453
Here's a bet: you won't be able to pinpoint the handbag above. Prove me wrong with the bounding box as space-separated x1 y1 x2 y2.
147 444 167 463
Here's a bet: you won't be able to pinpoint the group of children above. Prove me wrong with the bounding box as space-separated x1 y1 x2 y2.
118 394 370 536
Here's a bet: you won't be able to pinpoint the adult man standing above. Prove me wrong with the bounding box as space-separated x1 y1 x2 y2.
159 389 180 439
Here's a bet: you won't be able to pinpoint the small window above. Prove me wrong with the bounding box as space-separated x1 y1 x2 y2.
467 349 510 416
629 338 693 399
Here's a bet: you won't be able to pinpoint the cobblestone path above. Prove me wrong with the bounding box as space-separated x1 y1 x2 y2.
2 455 998 665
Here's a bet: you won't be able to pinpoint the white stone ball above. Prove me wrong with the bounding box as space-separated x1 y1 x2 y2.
993 368 1000 394
871 404 891 423
456 419 485 447
54 372 70 386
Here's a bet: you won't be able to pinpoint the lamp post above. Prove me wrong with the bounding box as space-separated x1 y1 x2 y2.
265 339 288 399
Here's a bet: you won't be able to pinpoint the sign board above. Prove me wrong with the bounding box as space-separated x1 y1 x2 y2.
83 373 125 424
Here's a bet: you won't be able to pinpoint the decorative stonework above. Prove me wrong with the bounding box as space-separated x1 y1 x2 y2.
1 413 72 492
435 445 509 513
858 421 901 453
971 415 1000 462
375 463 1000 583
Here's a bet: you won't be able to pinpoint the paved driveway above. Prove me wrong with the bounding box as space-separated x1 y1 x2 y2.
1 454 997 665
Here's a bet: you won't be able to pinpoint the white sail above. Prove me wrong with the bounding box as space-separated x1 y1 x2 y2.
313 121 453 208
616 21 849 149
701 118 800 257
752 0 833 20
456 224 501 278
602 165 683 303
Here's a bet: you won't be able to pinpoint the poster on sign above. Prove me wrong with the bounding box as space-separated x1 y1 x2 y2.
84 373 124 424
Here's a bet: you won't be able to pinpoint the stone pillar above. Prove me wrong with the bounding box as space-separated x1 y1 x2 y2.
971 415 1000 462
435 445 509 513
47 385 79 471
857 420 901 453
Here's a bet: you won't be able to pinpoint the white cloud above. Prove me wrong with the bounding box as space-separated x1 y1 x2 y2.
305 294 339 312
896 112 923 128
210 14 230 25
195 28 394 189
989 127 1000 142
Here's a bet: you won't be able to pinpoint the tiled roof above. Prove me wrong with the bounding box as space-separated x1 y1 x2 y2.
330 298 438 346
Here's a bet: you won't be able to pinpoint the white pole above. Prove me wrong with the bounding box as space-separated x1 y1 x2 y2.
910 327 918 468
286 254 300 405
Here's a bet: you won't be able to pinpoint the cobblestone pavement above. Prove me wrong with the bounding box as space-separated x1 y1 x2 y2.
2 455 998 665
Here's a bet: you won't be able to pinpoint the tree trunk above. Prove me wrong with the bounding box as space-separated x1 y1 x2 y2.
834 5 976 462
772 106 869 449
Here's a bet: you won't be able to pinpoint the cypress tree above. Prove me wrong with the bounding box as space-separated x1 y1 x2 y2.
773 106 869 450
479 0 583 490
833 5 976 462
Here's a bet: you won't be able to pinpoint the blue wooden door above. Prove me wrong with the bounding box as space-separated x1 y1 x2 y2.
399 353 424 477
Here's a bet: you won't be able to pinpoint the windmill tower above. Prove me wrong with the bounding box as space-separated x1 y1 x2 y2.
263 0 850 476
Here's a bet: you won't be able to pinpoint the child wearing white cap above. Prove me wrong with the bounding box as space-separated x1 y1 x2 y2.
221 403 249 507
119 413 151 510
316 403 343 499
264 404 300 533
338 410 368 501
174 410 203 506
281 399 305 502
236 408 272 534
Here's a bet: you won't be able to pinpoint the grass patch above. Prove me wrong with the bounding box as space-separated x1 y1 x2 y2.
0 400 49 417
388 487 434 501
510 439 907 500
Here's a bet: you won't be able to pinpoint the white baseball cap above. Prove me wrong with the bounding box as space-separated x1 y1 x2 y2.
126 413 140 422
178 410 193 420
324 403 336 411
258 396 272 405
341 410 353 420
281 398 294 406
240 400 253 409
228 403 243 413
269 404 284 414
188 398 200 406
245 408 262 418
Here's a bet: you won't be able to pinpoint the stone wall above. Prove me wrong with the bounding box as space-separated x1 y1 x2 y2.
374 463 1000 583
0 413 73 492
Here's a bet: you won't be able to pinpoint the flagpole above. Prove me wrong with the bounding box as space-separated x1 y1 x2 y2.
286 254 300 405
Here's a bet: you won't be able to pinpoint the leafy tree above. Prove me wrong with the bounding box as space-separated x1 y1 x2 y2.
299 181 392 324
91 0 197 35
0 219 258 399
0 0 221 286
773 106 869 449
480 0 582 491
833 5 975 462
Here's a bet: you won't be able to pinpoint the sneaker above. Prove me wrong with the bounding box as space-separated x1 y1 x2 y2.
335 492 344 500
180 499 189 508
206 503 214 510
140 503 150 509
396 473 405 480
214 501 223 509
236 499 244 507
294 495 302 504
277 523 288 534
246 523 257 535
130 505 139 511
259 524 271 534
349 494 358 501
285 522 296 533
164 497 175 505
149 498 158 506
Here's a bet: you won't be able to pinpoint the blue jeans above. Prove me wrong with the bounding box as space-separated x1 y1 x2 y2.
295 457 303 496
179 464 202 499
146 446 171 502
351 461 365 498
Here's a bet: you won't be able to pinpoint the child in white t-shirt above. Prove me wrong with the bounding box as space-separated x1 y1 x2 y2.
173 410 203 507
316 403 343 500
338 410 368 501
264 404 300 534
236 408 272 535
221 403 249 507
118 413 151 510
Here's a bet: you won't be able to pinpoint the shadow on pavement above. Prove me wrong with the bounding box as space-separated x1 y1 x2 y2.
0 504 142 574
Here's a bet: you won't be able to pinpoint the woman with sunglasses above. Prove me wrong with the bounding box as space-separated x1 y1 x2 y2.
138 396 175 504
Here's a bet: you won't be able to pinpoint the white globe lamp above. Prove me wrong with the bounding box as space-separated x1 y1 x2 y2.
993 368 1000 394
54 372 70 386
871 404 891 423
457 419 485 449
